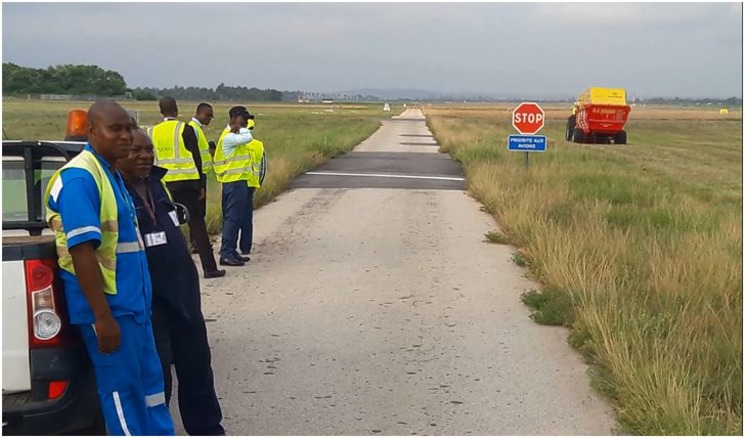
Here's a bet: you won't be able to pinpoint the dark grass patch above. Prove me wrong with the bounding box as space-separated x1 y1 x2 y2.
520 286 575 326
484 230 509 244
511 252 528 267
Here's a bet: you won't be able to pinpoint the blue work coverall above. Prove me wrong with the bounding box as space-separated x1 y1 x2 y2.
46 144 175 436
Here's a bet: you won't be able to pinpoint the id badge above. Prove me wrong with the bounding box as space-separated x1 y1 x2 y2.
144 231 168 247
168 210 180 227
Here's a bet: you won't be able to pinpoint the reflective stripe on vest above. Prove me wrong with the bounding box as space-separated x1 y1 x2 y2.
214 127 253 183
188 120 214 174
149 120 200 183
43 150 144 295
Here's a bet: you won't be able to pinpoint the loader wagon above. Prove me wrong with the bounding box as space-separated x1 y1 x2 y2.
566 87 631 144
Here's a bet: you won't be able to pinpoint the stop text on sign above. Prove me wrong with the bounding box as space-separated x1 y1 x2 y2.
512 102 545 135
513 113 543 123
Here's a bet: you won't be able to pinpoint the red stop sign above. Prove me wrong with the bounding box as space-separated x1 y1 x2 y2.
512 102 545 135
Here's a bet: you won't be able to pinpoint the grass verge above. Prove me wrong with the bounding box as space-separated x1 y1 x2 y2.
424 104 743 435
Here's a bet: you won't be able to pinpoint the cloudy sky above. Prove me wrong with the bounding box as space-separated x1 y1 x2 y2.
3 2 743 98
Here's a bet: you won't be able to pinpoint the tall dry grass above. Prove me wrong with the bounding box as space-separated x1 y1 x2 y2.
424 105 743 435
2 100 395 234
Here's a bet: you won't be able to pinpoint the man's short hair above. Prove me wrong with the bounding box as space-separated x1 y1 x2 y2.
196 102 213 113
228 106 252 120
159 96 177 114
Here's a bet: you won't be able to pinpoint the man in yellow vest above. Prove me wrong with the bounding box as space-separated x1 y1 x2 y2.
44 100 175 435
238 117 266 257
149 97 225 279
187 102 215 254
213 106 255 266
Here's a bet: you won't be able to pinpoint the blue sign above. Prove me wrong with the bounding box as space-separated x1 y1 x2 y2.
507 135 547 152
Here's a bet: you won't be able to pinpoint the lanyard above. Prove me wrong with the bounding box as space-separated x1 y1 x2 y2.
130 181 157 227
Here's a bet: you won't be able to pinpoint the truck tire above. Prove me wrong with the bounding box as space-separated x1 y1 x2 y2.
566 115 576 141
573 128 585 143
614 130 627 145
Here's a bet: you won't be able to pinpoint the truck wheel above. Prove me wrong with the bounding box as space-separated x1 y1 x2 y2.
566 115 576 141
573 128 585 143
615 130 627 145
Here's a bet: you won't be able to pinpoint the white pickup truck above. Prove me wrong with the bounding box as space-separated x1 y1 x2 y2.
2 140 105 435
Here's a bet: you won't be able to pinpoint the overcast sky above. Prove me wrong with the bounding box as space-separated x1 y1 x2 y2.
3 2 743 98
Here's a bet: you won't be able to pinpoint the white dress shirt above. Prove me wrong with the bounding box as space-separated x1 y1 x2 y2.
221 125 253 157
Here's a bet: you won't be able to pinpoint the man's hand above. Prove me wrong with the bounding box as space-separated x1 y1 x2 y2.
94 313 121 354
68 241 121 354
229 122 241 133
198 188 206 201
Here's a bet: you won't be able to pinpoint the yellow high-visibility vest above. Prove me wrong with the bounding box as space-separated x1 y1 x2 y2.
246 139 264 188
214 127 254 183
44 150 143 295
148 120 200 183
188 120 214 175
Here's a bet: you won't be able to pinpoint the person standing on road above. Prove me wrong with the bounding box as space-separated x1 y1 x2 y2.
44 99 175 436
148 97 225 279
187 102 216 254
239 116 266 258
213 106 254 266
118 128 225 436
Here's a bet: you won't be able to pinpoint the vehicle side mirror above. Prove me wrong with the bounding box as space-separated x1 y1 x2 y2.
174 202 190 225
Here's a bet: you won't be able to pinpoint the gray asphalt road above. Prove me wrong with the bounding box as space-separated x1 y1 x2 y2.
172 109 615 435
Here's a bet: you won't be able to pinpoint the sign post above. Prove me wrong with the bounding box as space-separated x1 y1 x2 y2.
509 102 547 169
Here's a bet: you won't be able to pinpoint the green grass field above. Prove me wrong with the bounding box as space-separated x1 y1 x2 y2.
2 99 397 233
424 104 743 435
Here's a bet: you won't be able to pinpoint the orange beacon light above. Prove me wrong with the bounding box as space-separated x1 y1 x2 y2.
64 109 88 141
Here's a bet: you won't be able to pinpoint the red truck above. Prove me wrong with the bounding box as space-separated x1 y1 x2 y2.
565 87 631 145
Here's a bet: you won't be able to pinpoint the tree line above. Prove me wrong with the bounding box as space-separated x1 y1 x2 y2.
2 63 286 102
3 62 128 96
4 62 742 105
131 84 283 102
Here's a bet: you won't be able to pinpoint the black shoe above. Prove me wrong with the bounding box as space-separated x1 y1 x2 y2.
219 257 245 267
237 255 251 262
204 269 227 279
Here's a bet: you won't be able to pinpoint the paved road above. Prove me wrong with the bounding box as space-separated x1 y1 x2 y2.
173 109 615 435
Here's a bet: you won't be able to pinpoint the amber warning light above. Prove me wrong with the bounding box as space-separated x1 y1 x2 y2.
64 109 88 141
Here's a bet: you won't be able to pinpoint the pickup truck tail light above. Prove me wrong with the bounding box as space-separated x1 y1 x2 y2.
25 258 70 348
48 380 68 399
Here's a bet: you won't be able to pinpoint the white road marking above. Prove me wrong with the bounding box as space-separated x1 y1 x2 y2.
305 171 465 182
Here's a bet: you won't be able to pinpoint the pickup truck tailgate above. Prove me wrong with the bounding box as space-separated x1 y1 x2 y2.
2 259 31 393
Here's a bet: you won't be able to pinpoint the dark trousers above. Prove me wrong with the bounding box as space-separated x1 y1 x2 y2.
190 194 209 251
152 300 224 436
169 187 218 273
239 187 256 255
220 181 248 259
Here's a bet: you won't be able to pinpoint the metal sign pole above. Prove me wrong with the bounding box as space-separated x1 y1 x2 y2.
524 151 529 170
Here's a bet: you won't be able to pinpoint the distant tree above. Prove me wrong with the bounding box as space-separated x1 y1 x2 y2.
2 62 128 96
133 90 158 101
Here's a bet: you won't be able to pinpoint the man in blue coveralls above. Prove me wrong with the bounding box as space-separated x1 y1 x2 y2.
44 100 175 436
118 128 225 435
